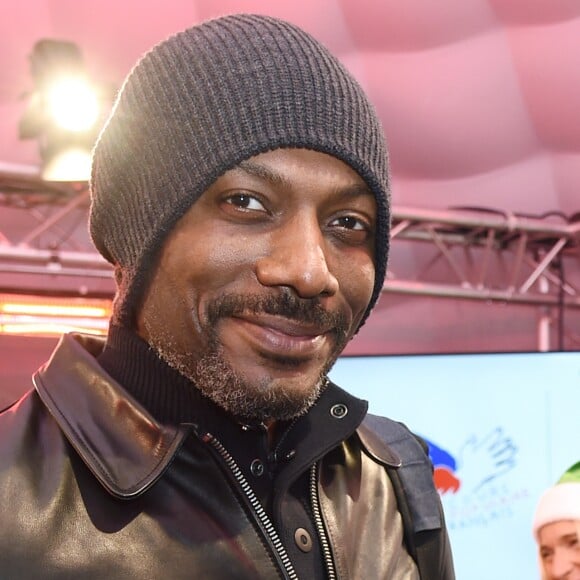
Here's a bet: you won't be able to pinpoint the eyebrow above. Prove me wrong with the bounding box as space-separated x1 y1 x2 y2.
236 159 374 198
540 533 579 551
237 160 286 186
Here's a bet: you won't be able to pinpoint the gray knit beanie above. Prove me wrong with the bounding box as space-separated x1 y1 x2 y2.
90 14 390 328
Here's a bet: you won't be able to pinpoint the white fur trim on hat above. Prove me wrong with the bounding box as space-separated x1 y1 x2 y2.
533 482 580 540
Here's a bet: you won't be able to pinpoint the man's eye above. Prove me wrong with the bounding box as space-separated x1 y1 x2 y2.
331 215 368 231
225 193 266 212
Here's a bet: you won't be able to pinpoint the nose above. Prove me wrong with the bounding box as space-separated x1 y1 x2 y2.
255 214 339 299
551 549 573 579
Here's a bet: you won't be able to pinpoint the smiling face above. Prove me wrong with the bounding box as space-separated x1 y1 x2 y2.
539 521 580 580
136 148 376 422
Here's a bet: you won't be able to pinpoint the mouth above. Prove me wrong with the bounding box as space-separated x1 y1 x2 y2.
229 313 333 362
204 291 349 369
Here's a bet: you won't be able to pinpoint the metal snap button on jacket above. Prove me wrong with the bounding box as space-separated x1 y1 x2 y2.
330 403 348 419
294 528 313 553
250 459 265 477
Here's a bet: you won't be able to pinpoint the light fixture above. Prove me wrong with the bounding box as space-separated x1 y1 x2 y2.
19 39 112 182
41 147 93 182
45 77 101 132
0 293 112 336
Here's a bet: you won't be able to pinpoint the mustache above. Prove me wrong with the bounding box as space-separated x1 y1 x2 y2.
206 291 349 341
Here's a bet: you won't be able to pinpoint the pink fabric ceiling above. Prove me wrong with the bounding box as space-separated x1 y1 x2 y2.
1 0 578 217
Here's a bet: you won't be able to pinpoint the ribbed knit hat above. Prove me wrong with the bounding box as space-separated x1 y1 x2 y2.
90 14 390 328
533 461 580 539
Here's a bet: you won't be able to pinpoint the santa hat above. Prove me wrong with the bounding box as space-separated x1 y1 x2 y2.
533 461 580 540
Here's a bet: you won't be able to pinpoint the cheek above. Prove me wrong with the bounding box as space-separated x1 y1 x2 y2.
187 232 258 280
337 257 375 318
181 237 262 316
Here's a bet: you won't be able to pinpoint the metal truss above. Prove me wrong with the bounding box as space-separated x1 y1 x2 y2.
0 169 111 281
386 206 580 310
1 168 580 309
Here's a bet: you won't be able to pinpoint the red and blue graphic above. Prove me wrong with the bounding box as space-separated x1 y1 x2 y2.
423 428 518 496
424 437 461 494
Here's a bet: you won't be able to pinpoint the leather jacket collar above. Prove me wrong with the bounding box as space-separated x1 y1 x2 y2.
34 333 190 499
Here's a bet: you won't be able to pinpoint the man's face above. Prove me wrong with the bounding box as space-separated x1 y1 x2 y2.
539 520 580 580
137 148 376 422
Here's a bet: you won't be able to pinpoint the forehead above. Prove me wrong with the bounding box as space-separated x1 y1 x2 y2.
539 520 580 544
217 148 374 200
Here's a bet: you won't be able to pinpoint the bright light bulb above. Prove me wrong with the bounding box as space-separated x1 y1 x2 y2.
42 147 92 181
46 77 100 132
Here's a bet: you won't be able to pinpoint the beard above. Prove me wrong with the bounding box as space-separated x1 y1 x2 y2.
147 290 350 422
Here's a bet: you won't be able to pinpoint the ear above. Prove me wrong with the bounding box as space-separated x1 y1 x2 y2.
114 264 123 286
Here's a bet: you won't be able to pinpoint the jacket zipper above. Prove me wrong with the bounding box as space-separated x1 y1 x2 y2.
201 431 299 580
269 415 300 465
310 462 338 580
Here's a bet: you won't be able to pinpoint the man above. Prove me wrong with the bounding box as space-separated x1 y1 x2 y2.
0 14 454 579
533 462 580 580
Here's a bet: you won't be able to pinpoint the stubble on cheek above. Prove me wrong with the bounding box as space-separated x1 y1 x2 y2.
141 286 352 421
143 311 338 422
148 315 329 421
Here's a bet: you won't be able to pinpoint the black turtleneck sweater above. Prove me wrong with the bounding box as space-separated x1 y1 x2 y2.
97 325 369 579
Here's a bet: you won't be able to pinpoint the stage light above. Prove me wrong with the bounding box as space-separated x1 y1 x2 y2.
19 39 112 182
45 77 101 132
41 147 93 182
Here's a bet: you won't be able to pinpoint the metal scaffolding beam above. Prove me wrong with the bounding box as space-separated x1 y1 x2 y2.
386 206 580 309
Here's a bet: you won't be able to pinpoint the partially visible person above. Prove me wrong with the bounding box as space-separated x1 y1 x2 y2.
533 462 580 580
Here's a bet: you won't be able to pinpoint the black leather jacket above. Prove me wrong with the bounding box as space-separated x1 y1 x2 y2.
0 334 454 579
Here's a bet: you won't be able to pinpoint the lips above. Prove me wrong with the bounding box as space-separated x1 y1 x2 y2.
229 314 331 360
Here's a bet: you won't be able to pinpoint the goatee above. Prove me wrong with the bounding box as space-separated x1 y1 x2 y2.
150 290 349 421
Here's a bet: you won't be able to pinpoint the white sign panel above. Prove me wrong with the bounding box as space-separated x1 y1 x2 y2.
330 351 580 580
